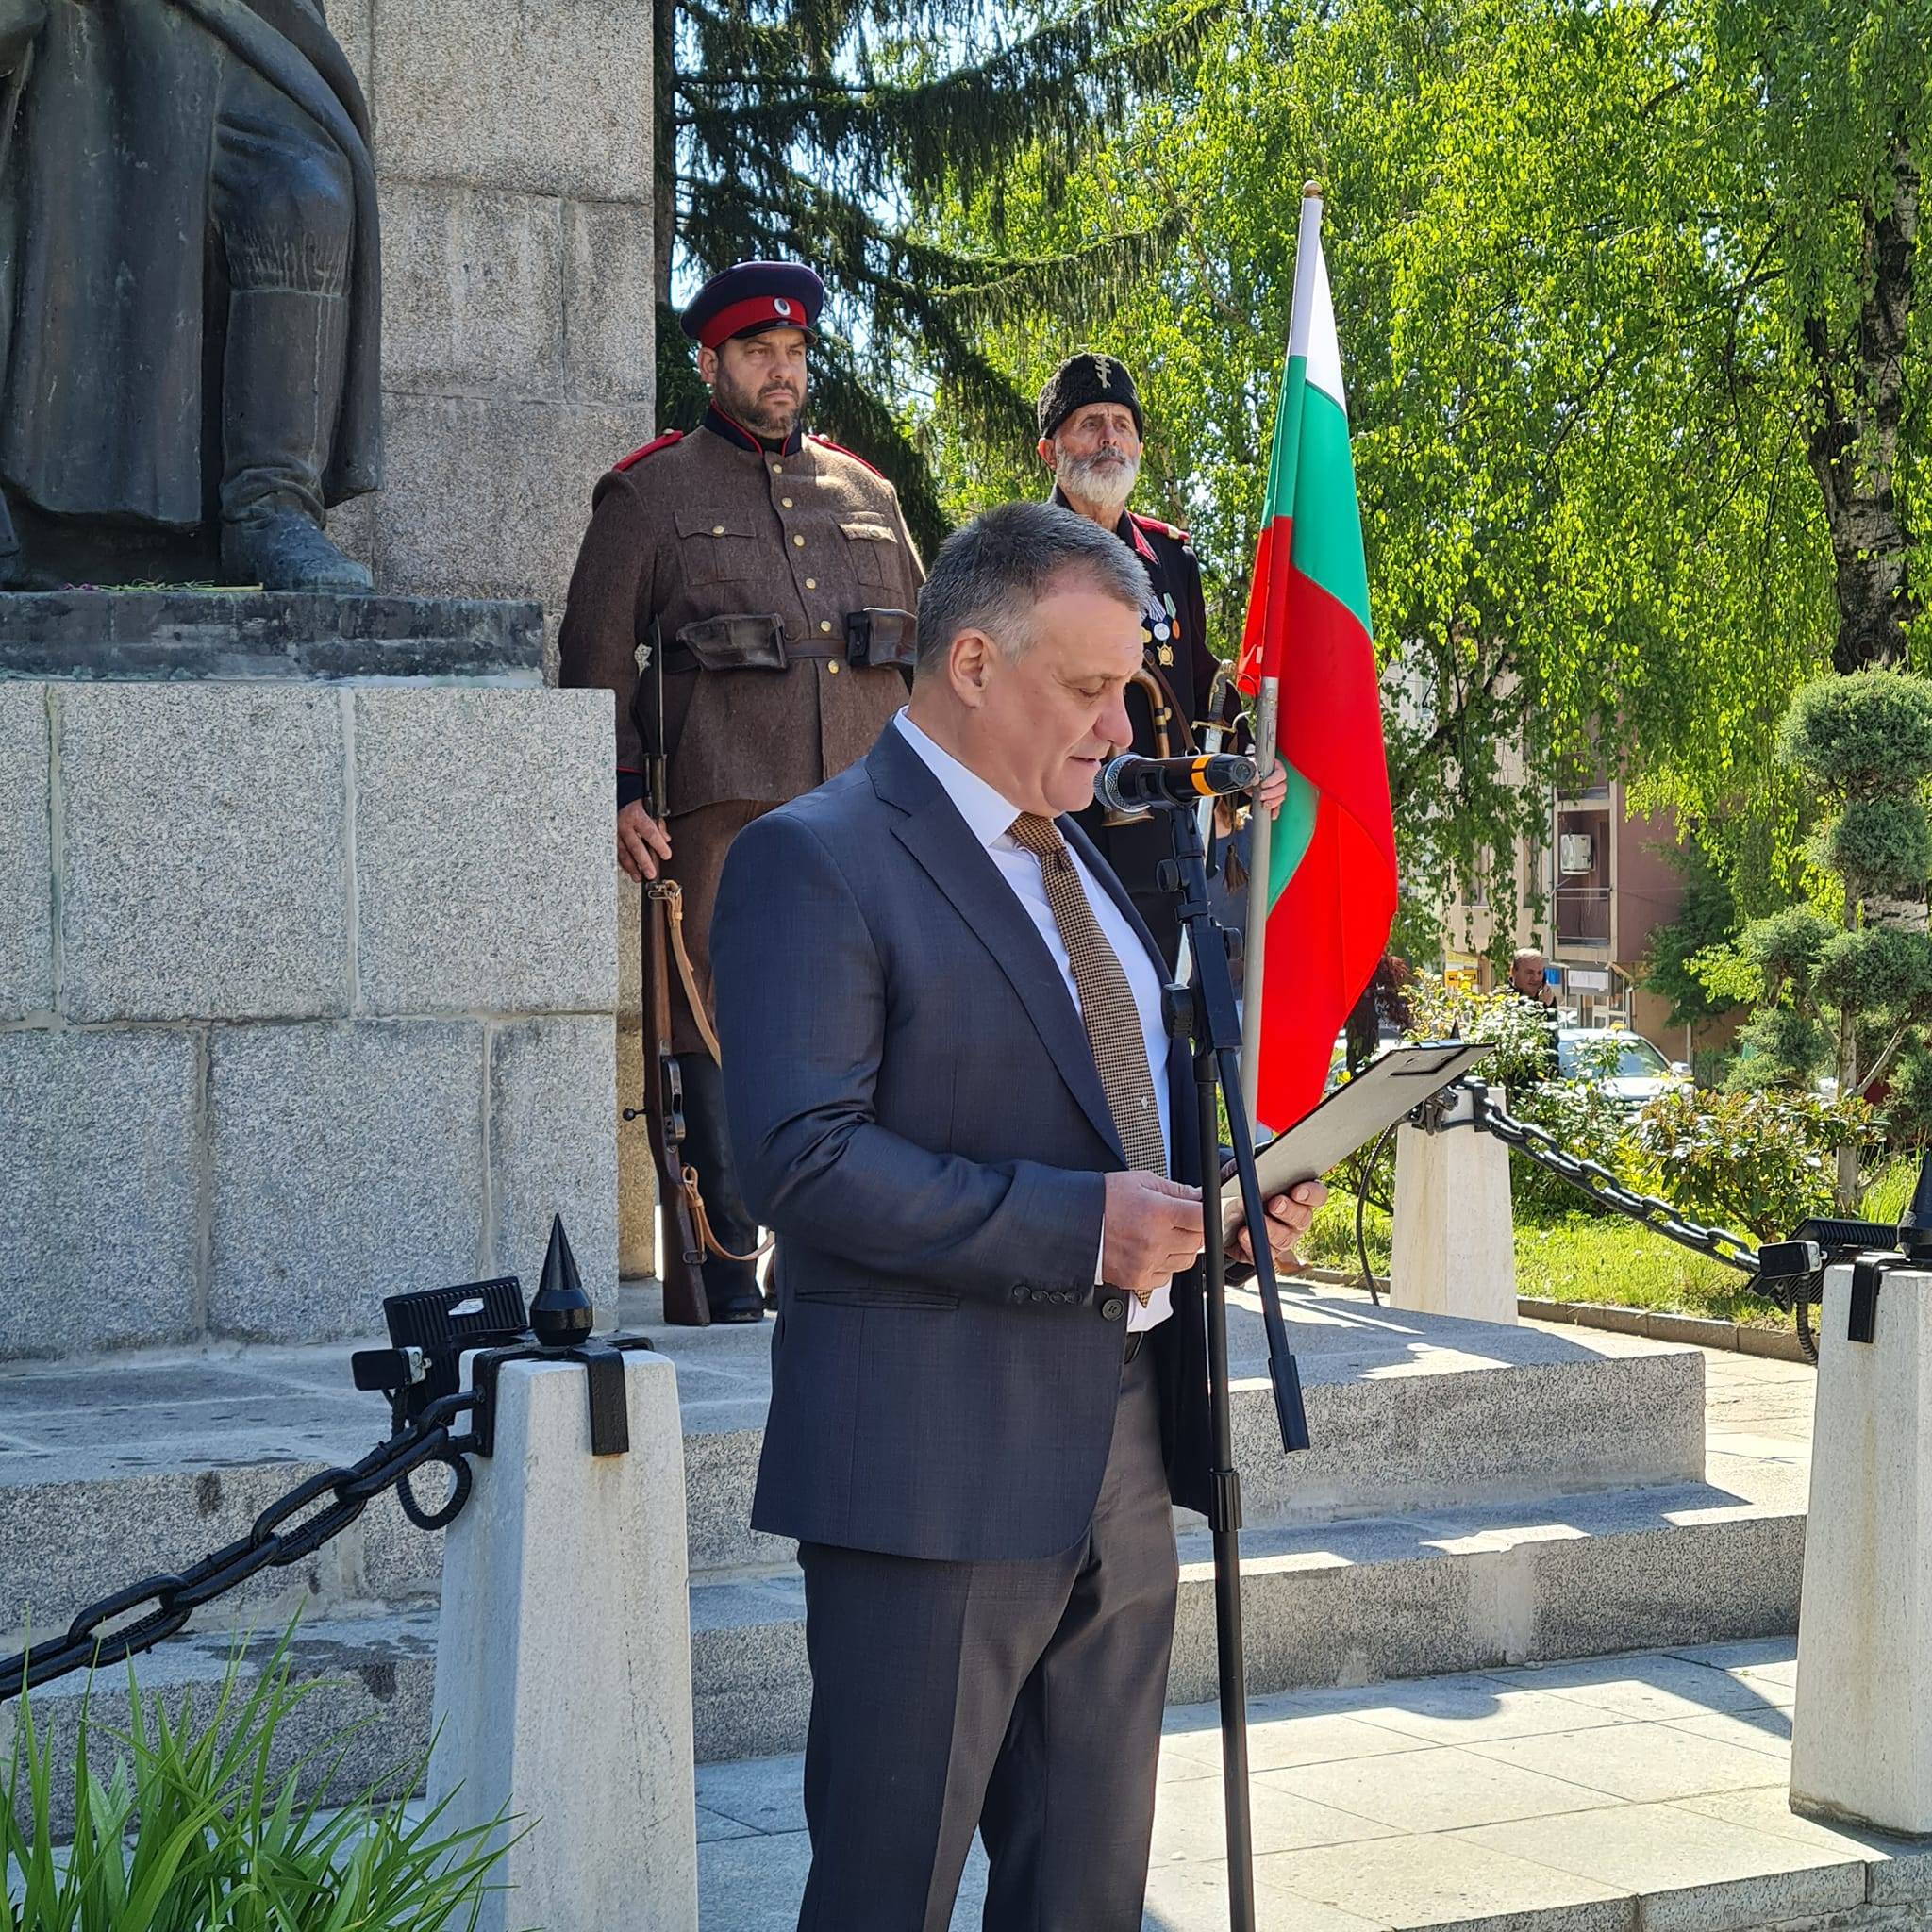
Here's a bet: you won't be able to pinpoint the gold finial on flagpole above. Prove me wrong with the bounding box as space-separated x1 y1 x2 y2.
1302 179 1323 199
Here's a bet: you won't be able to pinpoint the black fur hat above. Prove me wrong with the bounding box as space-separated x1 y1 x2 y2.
1035 352 1144 441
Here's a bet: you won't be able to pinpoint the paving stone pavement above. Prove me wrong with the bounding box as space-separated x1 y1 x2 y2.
696 1334 1831 1931
694 1635 1932 1931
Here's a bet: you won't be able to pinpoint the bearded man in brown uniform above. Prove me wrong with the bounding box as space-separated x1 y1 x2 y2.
558 260 924 1324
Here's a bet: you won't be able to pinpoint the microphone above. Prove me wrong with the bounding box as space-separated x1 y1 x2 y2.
1094 752 1258 814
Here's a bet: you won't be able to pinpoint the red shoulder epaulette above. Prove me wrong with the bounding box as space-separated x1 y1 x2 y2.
808 433 887 482
613 429 684 472
1128 510 1190 544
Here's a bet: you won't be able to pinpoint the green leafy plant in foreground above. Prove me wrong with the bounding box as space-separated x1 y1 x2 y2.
3 1631 520 1931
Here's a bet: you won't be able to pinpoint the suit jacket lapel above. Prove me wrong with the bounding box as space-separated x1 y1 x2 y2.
870 731 1128 1164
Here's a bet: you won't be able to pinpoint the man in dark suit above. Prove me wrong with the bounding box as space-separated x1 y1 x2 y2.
711 499 1321 1931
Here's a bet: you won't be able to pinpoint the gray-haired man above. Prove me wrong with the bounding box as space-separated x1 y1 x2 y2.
712 500 1320 1929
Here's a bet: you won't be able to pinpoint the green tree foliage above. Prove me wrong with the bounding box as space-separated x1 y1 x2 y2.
1708 669 1932 1197
910 0 1931 902
658 0 1215 546
1640 842 1744 1027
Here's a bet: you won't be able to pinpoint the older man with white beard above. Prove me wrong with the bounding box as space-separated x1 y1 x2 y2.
1035 353 1285 970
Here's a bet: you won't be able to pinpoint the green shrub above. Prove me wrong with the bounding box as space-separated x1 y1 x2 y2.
1812 924 1932 1017
1690 1046 1734 1090
1625 1085 1879 1240
1507 1074 1635 1222
1725 1005 1832 1090
1400 974 1557 1094
1819 796 1932 897
1737 905 1835 992
2 1631 518 1932
1777 669 1932 795
1639 840 1741 1027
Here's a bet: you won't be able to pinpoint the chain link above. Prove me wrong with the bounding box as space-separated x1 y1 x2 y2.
0 1391 477 1702
1469 1099 1765 1275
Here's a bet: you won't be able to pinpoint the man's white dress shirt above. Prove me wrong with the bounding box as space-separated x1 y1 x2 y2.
894 710 1173 1333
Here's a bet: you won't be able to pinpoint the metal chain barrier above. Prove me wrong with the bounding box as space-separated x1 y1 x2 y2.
0 1389 480 1702
1446 1085 1762 1274
1409 1080 1830 1357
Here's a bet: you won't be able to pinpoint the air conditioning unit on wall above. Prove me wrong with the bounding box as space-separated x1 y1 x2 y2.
1558 832 1594 875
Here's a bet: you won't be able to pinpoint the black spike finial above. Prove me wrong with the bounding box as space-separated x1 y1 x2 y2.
531 1214 594 1350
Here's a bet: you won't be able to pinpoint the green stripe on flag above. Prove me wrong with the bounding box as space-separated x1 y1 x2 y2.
1265 359 1307 523
1290 385 1371 635
1267 761 1319 903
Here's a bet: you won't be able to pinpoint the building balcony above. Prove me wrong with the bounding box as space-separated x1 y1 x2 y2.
1555 884 1611 946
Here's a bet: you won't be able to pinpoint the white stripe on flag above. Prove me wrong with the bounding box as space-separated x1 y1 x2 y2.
1286 197 1348 419
1302 249 1348 418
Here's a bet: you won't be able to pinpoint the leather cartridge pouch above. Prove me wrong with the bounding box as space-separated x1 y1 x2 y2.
845 608 918 671
674 612 788 672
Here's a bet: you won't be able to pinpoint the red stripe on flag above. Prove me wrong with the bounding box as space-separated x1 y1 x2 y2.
1236 517 1291 696
1250 564 1396 1127
1254 794 1398 1129
1275 567 1393 880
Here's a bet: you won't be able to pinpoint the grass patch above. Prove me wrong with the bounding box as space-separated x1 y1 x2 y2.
1514 1214 1786 1324
1305 1191 1787 1325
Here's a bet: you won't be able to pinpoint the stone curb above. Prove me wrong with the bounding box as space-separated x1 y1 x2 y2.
1300 1268 1815 1365
1518 1296 1816 1363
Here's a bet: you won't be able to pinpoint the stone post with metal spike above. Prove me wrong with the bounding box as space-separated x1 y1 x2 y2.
427 1218 696 1932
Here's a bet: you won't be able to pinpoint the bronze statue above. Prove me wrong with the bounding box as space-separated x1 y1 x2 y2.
0 0 380 591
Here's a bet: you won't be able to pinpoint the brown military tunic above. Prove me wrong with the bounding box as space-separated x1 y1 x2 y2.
558 406 924 1049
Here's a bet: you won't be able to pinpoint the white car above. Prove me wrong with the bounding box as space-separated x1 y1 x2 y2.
1556 1027 1691 1107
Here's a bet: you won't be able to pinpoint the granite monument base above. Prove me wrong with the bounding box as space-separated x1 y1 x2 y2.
0 592 621 1357
1790 1261 1932 1837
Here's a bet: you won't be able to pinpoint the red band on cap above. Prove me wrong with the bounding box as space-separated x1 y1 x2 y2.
699 295 812 350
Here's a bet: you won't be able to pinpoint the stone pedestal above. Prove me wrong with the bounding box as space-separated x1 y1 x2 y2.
1790 1262 1932 1837
0 595 620 1356
428 1351 697 1932
324 0 656 647
1390 1084 1517 1324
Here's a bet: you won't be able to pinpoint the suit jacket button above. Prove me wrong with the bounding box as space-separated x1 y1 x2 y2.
1011 1284 1027 1302
1029 1289 1046 1303
1100 1295 1125 1322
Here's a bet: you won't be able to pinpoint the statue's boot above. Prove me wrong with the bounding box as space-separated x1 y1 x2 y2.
222 511 373 593
677 1056 766 1324
218 289 372 594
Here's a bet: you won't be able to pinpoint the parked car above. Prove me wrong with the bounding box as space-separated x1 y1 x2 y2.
1556 1027 1692 1107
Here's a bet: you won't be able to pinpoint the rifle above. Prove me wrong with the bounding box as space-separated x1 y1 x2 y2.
623 626 710 1325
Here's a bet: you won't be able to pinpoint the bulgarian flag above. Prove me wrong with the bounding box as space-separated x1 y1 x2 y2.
1237 188 1397 1132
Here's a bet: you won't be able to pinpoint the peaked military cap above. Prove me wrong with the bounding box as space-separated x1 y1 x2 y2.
1036 352 1144 441
681 260 825 350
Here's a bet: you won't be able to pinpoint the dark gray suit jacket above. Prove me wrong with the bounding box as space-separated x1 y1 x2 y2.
711 723 1212 1564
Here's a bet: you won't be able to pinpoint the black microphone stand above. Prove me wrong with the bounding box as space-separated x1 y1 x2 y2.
1155 790 1310 1932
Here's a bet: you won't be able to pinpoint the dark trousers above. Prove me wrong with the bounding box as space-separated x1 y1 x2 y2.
795 1348 1179 1931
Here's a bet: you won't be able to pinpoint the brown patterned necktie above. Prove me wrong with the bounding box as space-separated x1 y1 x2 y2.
1008 813 1167 1179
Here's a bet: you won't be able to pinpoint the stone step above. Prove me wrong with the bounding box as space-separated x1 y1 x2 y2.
10 1464 1805 1836
0 1287 1709 1641
688 1467 1805 1762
